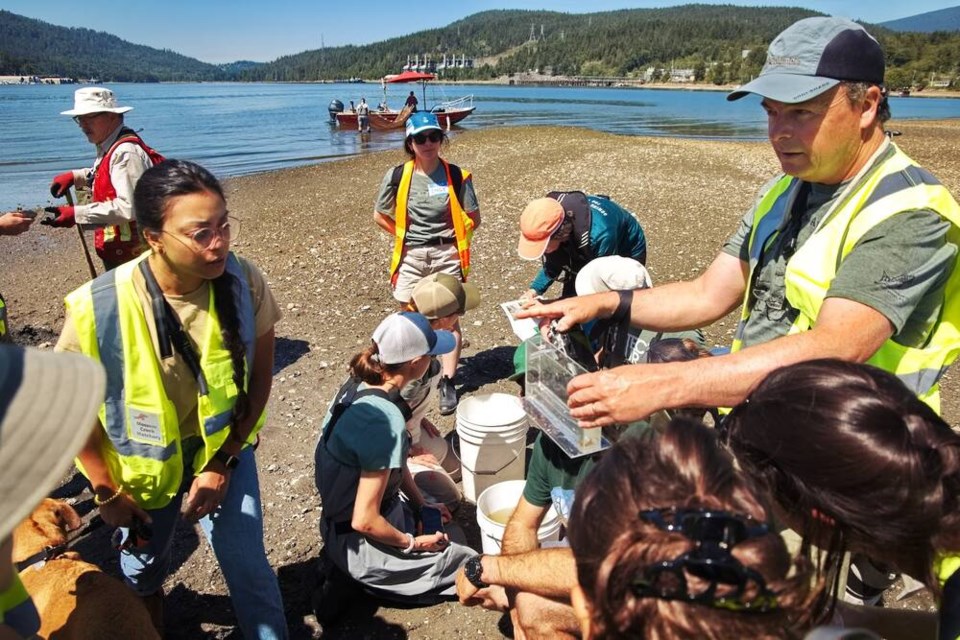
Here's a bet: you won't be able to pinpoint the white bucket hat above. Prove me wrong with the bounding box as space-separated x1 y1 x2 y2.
61 87 133 117
575 256 653 295
0 345 106 541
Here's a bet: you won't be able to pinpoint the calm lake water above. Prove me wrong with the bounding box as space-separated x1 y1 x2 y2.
1 82 958 211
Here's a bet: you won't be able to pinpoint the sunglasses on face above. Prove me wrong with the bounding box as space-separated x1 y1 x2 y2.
411 130 443 145
72 112 107 125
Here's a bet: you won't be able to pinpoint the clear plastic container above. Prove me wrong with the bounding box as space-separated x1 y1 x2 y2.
522 334 610 458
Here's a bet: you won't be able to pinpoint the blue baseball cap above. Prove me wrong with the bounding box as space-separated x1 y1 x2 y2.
728 17 885 104
405 111 442 138
372 311 455 365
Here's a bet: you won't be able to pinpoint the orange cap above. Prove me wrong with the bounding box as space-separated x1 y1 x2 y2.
517 198 564 260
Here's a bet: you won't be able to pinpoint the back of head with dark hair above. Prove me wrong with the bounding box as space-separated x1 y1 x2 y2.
568 418 816 640
724 359 960 604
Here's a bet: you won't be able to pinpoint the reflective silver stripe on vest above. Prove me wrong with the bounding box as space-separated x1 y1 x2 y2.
861 165 941 210
733 180 802 344
199 254 257 438
897 365 949 398
92 269 177 461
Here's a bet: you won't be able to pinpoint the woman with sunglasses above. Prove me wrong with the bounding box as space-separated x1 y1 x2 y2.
568 418 817 640
55 159 287 639
374 111 480 416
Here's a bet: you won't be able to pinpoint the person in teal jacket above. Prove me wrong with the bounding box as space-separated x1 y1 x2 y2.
517 192 646 300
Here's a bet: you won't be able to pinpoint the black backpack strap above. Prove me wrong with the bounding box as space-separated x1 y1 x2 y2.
389 164 404 191
447 163 464 208
322 378 413 444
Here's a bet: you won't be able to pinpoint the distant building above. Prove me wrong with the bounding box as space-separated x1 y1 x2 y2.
669 68 695 83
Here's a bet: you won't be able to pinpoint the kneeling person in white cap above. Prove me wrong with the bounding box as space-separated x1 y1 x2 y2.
402 274 480 504
46 87 164 271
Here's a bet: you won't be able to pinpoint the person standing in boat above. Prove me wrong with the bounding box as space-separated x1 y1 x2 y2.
373 111 480 417
357 97 371 133
405 91 419 112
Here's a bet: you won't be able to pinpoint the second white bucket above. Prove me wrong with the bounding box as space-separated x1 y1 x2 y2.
476 480 562 554
456 393 528 503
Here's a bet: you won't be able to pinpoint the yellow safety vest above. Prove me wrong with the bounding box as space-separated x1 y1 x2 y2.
732 142 960 411
0 571 40 637
388 159 474 282
0 294 6 339
66 252 265 509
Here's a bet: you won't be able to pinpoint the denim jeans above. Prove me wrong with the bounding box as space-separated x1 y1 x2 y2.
118 444 288 640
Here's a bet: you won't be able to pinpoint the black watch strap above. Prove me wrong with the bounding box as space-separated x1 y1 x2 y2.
465 554 489 589
213 448 240 470
611 289 633 322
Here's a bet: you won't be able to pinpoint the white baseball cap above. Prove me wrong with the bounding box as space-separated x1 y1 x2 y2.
372 312 456 365
0 345 105 541
61 87 133 116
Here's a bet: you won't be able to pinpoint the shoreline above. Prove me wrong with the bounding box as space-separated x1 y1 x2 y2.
2 121 959 636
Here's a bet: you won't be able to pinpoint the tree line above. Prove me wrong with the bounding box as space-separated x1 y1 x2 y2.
1 6 958 88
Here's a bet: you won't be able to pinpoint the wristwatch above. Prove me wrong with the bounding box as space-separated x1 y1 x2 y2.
213 448 240 470
464 554 489 589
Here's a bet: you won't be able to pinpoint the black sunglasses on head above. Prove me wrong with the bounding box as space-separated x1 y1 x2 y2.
412 130 443 144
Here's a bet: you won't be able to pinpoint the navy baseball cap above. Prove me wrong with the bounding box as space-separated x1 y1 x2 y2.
728 17 885 104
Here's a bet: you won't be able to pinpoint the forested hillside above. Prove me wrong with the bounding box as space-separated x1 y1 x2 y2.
0 10 229 82
2 5 958 88
242 5 960 87
881 6 960 33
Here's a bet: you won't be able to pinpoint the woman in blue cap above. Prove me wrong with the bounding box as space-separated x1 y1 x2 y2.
373 112 481 416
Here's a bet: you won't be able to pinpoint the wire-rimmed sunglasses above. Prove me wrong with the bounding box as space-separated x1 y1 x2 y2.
161 215 241 253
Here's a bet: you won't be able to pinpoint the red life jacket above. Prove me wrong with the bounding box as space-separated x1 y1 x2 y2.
91 129 164 265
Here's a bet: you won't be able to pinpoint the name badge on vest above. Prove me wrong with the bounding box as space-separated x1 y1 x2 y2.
128 407 164 445
427 184 448 197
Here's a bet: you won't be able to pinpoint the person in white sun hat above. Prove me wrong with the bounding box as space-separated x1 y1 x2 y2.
45 87 164 271
0 345 106 639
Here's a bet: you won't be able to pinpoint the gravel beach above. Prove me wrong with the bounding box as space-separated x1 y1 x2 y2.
3 119 959 638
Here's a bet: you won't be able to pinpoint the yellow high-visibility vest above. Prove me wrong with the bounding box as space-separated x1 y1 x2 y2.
732 142 960 411
388 159 474 282
66 252 265 509
0 571 40 637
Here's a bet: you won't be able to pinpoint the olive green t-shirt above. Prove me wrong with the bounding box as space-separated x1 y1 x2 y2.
522 421 651 508
375 164 479 246
56 256 282 439
723 180 955 349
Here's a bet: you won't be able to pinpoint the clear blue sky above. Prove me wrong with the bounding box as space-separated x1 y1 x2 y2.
1 1 956 63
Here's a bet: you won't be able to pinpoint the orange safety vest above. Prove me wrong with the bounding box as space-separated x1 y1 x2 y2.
388 159 474 283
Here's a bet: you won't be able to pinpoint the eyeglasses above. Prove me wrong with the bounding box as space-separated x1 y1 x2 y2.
162 216 240 252
72 112 107 125
411 130 443 145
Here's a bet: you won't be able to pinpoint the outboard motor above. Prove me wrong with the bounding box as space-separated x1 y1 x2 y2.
328 99 344 123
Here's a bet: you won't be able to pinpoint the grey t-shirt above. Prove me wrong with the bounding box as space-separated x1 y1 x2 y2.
375 164 479 246
723 181 955 348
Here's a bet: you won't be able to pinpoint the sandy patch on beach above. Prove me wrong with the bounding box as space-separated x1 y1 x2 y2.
3 119 959 637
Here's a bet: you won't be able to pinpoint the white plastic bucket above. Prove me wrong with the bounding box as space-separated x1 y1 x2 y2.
476 480 562 554
456 393 528 503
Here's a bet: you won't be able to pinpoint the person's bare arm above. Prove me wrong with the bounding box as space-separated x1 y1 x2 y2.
567 296 894 427
516 252 747 334
483 549 577 599
501 497 548 555
374 211 396 236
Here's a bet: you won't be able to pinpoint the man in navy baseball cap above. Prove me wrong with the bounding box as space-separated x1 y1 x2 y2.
516 14 960 479
728 17 885 104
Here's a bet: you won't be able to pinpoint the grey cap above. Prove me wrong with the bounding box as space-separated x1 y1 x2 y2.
728 17 885 103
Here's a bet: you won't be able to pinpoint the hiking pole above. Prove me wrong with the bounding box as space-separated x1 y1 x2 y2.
65 189 97 279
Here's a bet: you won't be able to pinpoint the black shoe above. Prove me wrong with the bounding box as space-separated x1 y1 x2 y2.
311 554 360 627
438 376 458 416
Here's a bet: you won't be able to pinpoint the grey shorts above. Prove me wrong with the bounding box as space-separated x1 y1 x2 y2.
393 244 462 303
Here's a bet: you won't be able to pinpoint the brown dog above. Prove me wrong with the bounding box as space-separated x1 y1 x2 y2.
12 498 160 640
